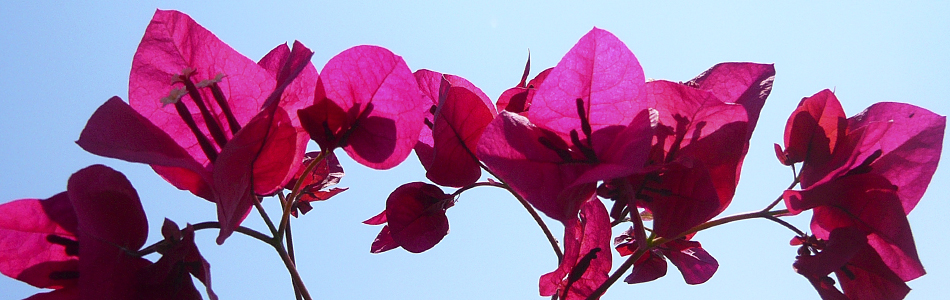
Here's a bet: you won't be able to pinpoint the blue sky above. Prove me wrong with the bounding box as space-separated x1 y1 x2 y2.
1 1 948 299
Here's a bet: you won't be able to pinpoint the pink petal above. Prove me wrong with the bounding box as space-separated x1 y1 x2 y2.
0 194 78 289
531 28 646 138
793 173 925 281
783 90 848 185
662 239 718 285
139 221 215 300
837 245 911 300
286 152 347 216
496 67 553 114
77 97 213 200
577 109 655 185
298 96 350 151
258 41 318 112
848 102 945 213
623 251 667 284
67 165 152 300
252 109 305 195
385 183 453 253
67 165 148 255
363 210 388 225
685 62 775 137
634 159 721 239
794 227 867 278
476 111 595 221
369 225 399 254
645 80 749 210
213 108 298 244
318 45 428 169
539 197 611 299
426 86 495 187
130 10 274 166
413 70 495 187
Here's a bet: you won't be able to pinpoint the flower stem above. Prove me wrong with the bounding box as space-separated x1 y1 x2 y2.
762 175 800 212
508 183 564 263
286 218 303 300
191 221 273 244
451 181 497 198
253 195 313 300
137 221 274 256
585 208 792 300
253 197 279 237
480 165 563 262
279 150 329 238
275 239 312 300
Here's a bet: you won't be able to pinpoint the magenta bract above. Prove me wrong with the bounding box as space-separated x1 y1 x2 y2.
478 28 655 223
781 90 945 298
364 182 454 253
285 151 347 216
413 70 496 187
77 10 315 244
299 45 428 170
495 55 552 115
615 228 718 285
624 62 774 237
539 197 611 300
0 165 214 300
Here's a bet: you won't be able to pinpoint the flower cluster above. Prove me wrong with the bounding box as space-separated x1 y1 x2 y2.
777 90 944 299
0 9 943 300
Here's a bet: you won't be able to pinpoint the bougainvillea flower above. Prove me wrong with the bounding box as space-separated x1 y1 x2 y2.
0 165 214 299
590 62 772 285
779 90 944 212
539 196 610 300
284 151 347 217
614 227 719 285
298 45 428 170
780 90 944 298
139 219 216 300
610 62 773 234
793 227 911 300
77 10 316 244
0 192 78 299
363 182 454 253
495 55 553 114
477 28 655 223
413 70 496 187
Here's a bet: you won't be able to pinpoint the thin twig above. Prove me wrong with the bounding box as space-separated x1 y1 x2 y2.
585 208 795 299
286 219 303 300
480 165 563 262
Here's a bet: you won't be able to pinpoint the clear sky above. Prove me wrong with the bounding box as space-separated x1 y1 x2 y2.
1 1 948 299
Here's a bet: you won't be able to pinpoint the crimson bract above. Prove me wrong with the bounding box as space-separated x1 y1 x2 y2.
77 10 316 244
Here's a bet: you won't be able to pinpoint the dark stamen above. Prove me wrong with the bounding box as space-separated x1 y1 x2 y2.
569 247 601 281
562 247 602 299
839 265 857 280
181 77 229 148
575 98 593 143
175 101 218 162
570 129 598 163
845 149 884 176
322 121 335 143
424 118 434 129
665 114 690 163
46 235 79 256
49 271 79 280
357 102 375 121
209 82 242 135
538 136 574 162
